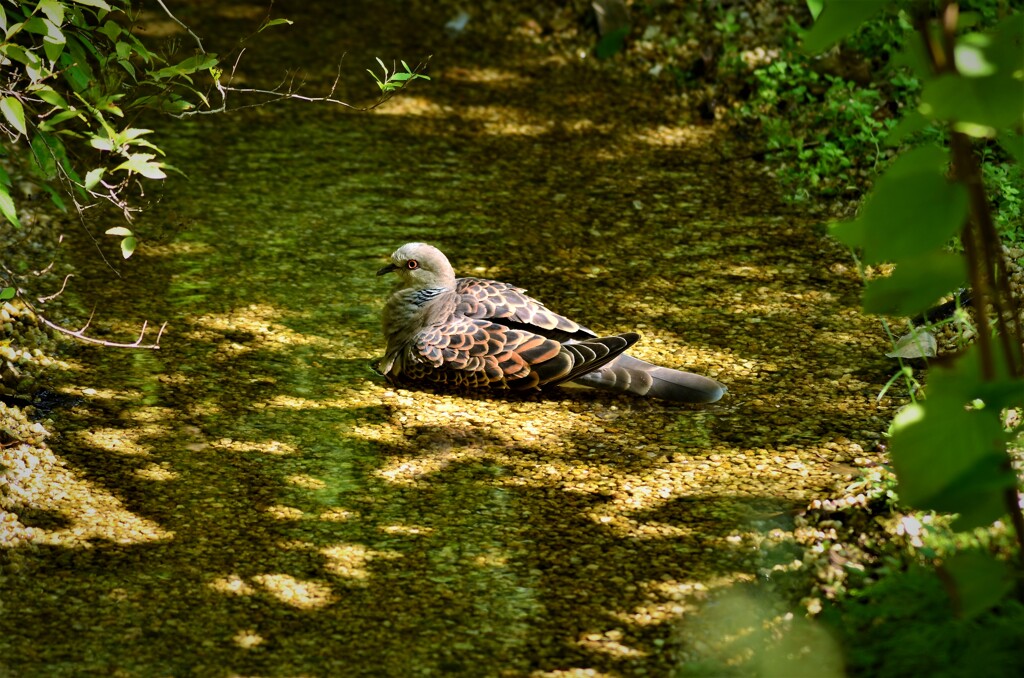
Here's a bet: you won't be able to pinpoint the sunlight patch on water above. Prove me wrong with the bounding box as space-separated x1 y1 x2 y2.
285 473 327 490
368 95 447 117
208 574 256 596
265 504 304 520
630 125 719 147
232 629 265 649
206 438 296 456
0 443 173 548
319 507 358 522
442 66 531 85
75 427 156 456
577 629 648 659
321 543 403 580
250 573 338 609
375 447 492 486
187 304 336 350
134 462 179 481
380 523 434 536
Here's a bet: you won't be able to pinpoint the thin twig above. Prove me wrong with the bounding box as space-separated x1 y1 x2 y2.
35 312 166 349
154 0 205 53
37 274 74 302
171 56 432 118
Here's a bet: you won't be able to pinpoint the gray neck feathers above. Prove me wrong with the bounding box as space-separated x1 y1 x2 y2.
381 285 457 371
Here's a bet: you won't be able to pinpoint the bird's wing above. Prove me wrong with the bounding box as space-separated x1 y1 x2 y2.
454 277 594 340
395 316 635 391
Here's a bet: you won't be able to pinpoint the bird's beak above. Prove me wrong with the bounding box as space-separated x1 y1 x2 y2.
376 262 398 276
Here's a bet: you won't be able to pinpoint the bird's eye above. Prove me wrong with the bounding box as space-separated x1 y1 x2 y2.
406 260 419 270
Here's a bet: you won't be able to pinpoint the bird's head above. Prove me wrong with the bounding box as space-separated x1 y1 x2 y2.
377 242 456 289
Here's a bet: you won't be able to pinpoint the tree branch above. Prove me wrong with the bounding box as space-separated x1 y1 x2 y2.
35 311 166 349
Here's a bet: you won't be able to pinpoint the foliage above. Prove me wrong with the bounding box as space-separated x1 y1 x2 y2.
738 50 897 201
0 0 211 233
366 58 431 93
725 6 915 201
727 0 1023 246
981 145 1024 242
822 565 1024 677
812 0 1024 620
0 0 428 346
0 0 429 263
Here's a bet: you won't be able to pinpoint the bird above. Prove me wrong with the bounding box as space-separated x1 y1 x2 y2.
377 242 726 403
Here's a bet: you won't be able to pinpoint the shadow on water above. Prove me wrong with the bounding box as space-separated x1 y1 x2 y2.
1 1 892 675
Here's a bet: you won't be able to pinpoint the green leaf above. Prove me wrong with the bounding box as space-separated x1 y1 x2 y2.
921 74 1024 132
105 226 133 237
84 167 104 190
38 0 64 26
116 58 136 78
885 111 931 147
955 34 997 77
32 86 68 108
890 396 1012 526
114 153 167 179
998 131 1024 165
0 287 15 301
41 108 85 128
0 97 28 136
153 53 219 80
259 17 293 32
99 19 120 41
5 20 25 40
884 145 949 179
829 218 865 249
0 183 21 228
927 342 1023 411
122 127 154 140
940 551 1014 619
806 0 824 21
62 63 91 92
120 236 136 259
22 16 49 35
863 251 967 316
984 14 1024 77
23 17 65 65
853 152 968 265
1 44 39 68
30 132 59 180
59 36 93 91
802 0 887 54
42 183 66 212
44 33 66 64
71 0 112 10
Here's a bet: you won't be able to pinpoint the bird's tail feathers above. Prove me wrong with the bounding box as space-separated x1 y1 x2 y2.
572 353 726 403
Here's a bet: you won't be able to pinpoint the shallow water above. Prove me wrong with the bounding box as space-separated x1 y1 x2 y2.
1 2 897 675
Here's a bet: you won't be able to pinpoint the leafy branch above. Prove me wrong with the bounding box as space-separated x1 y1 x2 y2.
0 0 430 348
0 0 431 234
810 0 1024 615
